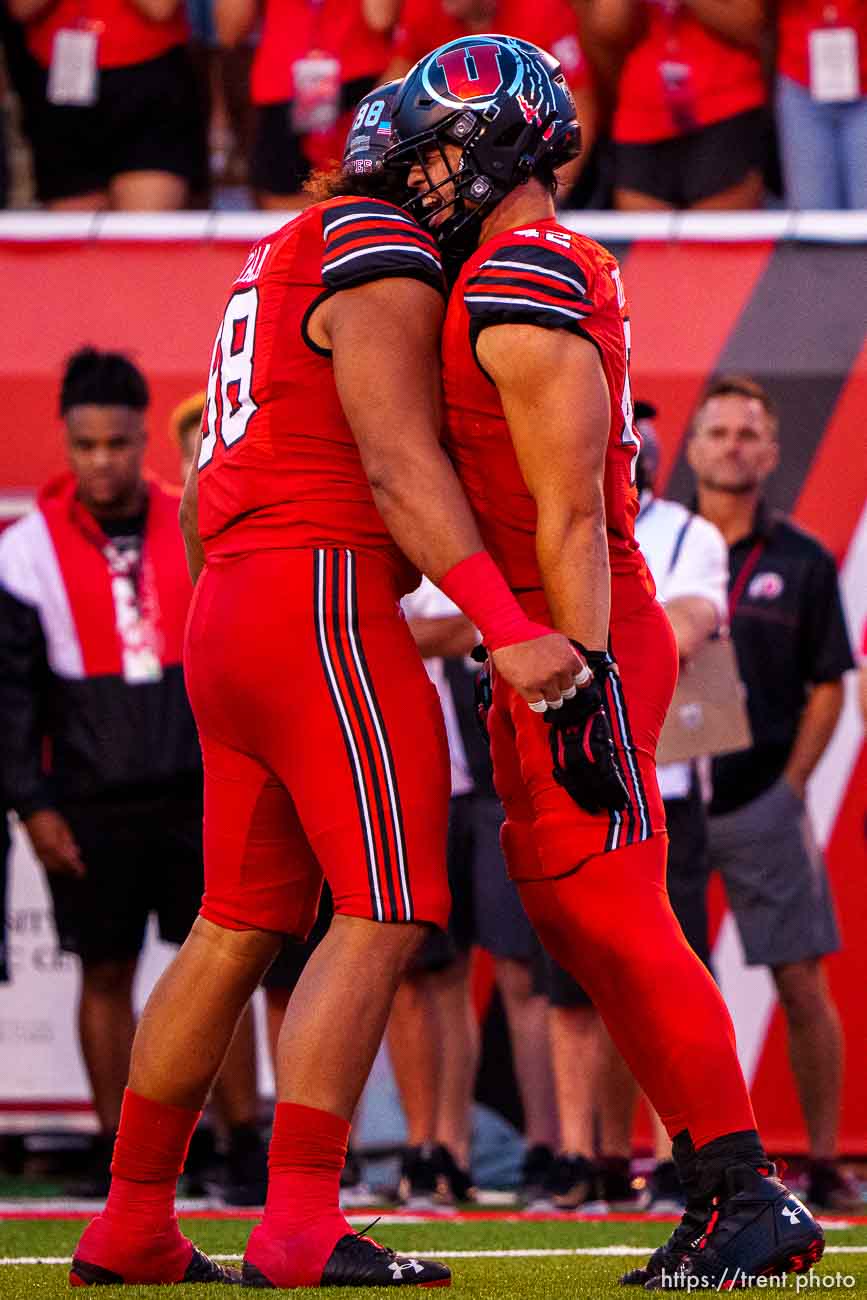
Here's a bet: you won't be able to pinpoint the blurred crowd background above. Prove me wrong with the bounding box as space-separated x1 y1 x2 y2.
0 0 866 213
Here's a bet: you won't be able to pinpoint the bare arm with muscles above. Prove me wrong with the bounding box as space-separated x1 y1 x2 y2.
314 277 581 705
476 323 612 650
179 432 205 585
476 323 627 812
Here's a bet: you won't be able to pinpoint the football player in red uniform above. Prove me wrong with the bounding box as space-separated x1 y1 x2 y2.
389 37 825 1290
70 83 583 1291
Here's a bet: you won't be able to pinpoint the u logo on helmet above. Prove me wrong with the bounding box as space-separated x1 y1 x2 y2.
422 36 524 110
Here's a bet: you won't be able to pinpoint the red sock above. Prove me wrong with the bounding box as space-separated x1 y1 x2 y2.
73 1090 200 1284
246 1102 352 1288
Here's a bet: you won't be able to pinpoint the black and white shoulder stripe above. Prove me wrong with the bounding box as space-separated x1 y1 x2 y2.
465 241 593 337
321 199 444 296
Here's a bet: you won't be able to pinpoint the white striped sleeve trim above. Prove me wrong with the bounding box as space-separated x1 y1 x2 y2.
480 258 589 293
323 243 441 272
323 209 418 234
466 294 589 321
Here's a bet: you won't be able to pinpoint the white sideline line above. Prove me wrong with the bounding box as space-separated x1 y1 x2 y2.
1 211 867 244
4 1247 867 1266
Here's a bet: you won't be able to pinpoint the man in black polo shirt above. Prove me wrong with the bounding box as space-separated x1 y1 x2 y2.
687 374 858 1212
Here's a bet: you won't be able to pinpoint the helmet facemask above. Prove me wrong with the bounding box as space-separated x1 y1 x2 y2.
386 108 560 251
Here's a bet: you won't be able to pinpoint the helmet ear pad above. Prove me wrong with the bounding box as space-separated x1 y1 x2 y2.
461 118 559 201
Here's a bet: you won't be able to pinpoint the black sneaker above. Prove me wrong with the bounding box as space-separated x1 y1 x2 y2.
648 1159 687 1215
433 1145 476 1206
538 1154 598 1212
520 1144 556 1206
70 1246 241 1287
222 1123 268 1207
644 1163 825 1290
398 1144 440 1209
181 1124 221 1199
242 1233 451 1289
339 1148 375 1208
807 1159 866 1213
65 1134 113 1200
599 1157 649 1212
619 1194 711 1285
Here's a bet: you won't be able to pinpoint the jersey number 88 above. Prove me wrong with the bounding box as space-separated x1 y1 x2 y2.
199 287 260 469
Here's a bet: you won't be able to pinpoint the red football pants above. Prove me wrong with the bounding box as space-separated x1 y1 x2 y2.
492 583 756 1148
184 548 451 937
490 588 675 878
519 835 756 1149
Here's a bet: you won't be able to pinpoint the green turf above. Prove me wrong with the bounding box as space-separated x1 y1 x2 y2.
1 1216 865 1299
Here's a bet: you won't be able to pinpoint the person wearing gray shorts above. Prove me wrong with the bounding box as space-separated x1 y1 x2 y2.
709 777 840 970
689 375 858 1212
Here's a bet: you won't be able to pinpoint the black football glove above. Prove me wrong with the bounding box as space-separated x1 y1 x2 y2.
470 643 492 740
544 646 629 815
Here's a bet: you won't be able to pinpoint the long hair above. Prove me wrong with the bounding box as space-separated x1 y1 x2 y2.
304 164 412 207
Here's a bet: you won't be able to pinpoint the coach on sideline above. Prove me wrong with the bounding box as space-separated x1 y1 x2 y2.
688 374 857 1212
0 348 262 1199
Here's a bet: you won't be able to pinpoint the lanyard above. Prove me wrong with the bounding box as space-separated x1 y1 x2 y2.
727 540 766 622
308 0 327 51
657 0 684 54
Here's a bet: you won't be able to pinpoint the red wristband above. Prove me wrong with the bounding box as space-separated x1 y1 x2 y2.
438 551 550 652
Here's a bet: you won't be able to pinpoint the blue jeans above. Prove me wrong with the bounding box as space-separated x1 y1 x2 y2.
776 74 867 208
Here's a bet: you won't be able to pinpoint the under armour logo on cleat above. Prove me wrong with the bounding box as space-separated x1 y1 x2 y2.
390 1259 424 1279
783 1205 802 1226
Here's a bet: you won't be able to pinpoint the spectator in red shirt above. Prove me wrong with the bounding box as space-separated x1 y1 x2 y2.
216 0 399 209
7 0 206 209
386 0 596 192
583 0 768 209
775 0 867 209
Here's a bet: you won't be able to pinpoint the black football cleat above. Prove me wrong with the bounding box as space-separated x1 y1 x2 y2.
242 1232 451 1288
432 1144 476 1207
541 1154 599 1212
643 1163 825 1290
619 1197 711 1286
398 1144 440 1210
70 1246 242 1286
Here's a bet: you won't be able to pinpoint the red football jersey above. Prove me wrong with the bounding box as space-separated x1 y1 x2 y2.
442 219 653 599
251 0 392 104
197 195 443 593
612 0 765 143
25 0 187 69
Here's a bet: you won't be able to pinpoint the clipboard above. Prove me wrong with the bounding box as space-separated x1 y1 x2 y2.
657 634 752 766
